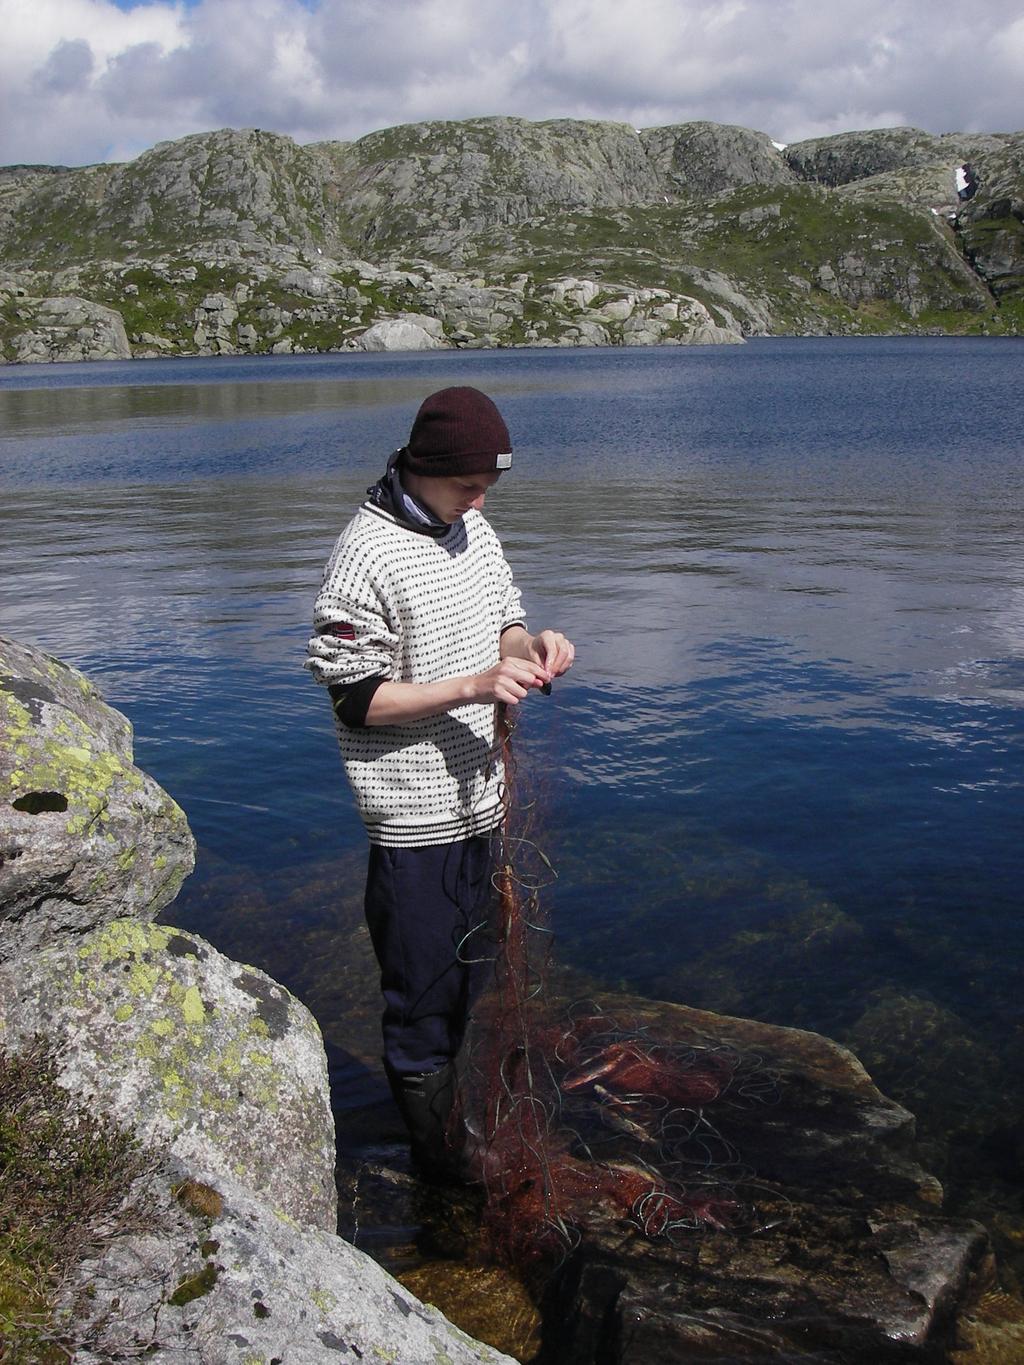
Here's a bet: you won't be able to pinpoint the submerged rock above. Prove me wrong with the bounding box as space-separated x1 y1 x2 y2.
460 993 993 1362
0 635 195 963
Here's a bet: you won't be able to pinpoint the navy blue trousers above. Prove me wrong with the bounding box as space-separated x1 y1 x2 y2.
364 835 497 1076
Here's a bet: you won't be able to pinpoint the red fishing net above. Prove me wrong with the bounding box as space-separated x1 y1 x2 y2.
455 708 775 1269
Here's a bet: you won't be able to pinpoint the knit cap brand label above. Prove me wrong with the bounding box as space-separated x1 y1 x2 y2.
496 452 512 469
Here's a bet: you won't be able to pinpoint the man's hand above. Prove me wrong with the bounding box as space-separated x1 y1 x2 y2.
363 628 575 724
471 656 552 706
365 654 554 723
528 629 575 679
500 625 575 684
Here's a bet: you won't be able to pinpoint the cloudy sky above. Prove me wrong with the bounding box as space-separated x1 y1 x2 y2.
2 0 1022 168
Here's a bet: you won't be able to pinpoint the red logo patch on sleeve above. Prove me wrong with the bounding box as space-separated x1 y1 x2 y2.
324 623 356 640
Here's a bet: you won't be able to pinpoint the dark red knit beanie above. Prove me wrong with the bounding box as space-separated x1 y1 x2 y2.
402 386 513 477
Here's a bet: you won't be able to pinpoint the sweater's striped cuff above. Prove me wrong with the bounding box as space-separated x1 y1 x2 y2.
329 676 387 728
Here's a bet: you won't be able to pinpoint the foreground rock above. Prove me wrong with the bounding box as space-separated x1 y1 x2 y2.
0 634 195 963
0 916 337 1230
0 636 506 1362
65 1163 513 1364
452 992 995 1361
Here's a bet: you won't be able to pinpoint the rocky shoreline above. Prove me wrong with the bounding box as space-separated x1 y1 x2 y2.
3 633 1024 1361
0 257 744 365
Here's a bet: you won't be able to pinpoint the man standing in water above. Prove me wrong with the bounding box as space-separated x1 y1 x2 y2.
307 386 574 1178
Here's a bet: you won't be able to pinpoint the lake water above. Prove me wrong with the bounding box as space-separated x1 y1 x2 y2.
2 339 1023 1250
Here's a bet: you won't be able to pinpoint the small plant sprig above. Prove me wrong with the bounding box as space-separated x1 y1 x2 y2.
0 1035 160 1361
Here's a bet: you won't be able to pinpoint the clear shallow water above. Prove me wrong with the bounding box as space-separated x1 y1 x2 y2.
2 340 1023 1215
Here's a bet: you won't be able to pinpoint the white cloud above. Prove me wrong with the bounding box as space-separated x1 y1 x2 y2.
0 0 186 163
0 0 1020 168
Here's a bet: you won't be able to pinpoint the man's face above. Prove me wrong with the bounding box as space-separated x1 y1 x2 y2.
405 471 502 524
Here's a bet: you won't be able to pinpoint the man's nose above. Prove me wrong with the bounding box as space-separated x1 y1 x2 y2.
470 491 487 509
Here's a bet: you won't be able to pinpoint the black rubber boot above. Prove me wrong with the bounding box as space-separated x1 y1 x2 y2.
385 1061 460 1182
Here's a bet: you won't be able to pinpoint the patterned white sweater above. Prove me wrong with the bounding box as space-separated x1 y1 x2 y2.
307 502 525 846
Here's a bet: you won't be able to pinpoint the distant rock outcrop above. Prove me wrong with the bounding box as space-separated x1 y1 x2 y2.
317 117 662 252
956 140 1024 302
642 120 797 197
356 315 447 350
5 294 131 361
0 117 1021 361
785 126 1010 187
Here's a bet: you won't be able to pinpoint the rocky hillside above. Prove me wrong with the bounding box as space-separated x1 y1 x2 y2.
0 117 1021 362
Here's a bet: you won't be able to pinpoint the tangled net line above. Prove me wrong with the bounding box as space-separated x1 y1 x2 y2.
455 706 781 1268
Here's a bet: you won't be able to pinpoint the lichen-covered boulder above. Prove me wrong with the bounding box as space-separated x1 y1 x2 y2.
66 1164 513 1364
0 918 336 1230
0 635 195 963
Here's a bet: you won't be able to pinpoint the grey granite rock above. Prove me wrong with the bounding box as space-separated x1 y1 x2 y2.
7 294 130 361
683 320 745 345
355 317 446 350
641 120 797 197
395 310 446 337
571 318 611 346
192 292 239 352
956 141 1024 300
621 315 666 345
279 266 334 298
0 635 195 962
0 916 336 1230
319 115 664 253
66 1164 514 1364
0 640 509 1360
1 118 1021 351
786 127 1010 188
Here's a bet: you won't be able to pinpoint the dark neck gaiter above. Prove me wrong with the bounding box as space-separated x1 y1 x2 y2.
366 450 451 538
